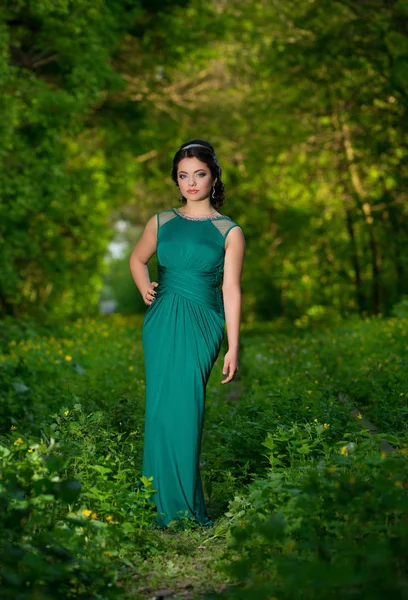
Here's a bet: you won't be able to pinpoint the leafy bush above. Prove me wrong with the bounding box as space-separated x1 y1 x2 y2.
210 437 408 600
0 418 159 598
391 296 408 318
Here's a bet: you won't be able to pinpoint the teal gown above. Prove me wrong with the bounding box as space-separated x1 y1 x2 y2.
141 207 240 528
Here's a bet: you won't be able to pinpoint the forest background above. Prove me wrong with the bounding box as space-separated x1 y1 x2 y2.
1 0 408 331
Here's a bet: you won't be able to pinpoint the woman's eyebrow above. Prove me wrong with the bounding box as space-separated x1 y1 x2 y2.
178 169 207 174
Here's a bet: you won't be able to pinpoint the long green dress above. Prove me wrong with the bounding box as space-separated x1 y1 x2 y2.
141 207 240 528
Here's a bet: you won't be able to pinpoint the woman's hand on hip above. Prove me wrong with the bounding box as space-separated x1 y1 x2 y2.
143 282 159 305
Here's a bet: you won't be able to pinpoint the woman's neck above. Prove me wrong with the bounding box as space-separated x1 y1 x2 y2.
180 200 217 217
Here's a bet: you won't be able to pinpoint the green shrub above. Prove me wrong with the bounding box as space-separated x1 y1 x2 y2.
211 437 408 600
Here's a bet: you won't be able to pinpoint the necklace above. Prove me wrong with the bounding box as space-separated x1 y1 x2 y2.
173 207 228 221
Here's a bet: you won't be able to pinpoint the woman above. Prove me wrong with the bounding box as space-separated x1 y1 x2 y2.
129 139 245 528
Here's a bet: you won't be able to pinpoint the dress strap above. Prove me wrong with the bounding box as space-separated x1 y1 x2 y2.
157 209 177 229
210 218 240 240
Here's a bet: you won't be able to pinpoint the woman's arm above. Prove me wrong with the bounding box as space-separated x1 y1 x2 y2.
129 215 158 305
221 226 246 384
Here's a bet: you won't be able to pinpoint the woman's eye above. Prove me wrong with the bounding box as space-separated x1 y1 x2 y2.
178 172 207 179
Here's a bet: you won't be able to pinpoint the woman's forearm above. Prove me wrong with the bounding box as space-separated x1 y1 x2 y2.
223 285 242 351
129 255 151 299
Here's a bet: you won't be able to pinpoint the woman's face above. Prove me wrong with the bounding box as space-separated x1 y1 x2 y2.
177 157 216 202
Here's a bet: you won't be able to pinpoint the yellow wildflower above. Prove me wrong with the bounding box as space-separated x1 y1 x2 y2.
348 477 356 484
356 413 363 420
10 425 17 431
28 448 34 453
314 418 319 423
65 355 72 361
307 390 312 395
340 445 348 456
83 509 92 517
91 512 97 519
14 437 24 445
380 451 387 460
64 410 69 416
129 365 134 372
305 406 309 409
105 515 113 522
327 467 336 474
400 392 405 396
324 423 330 429
394 481 403 487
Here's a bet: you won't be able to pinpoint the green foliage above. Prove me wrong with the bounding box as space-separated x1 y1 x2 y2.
0 428 159 598
3 0 408 323
314 317 408 438
0 1 133 319
391 295 408 318
0 0 191 321
294 305 343 330
120 0 408 321
0 436 124 599
0 314 162 597
0 314 145 435
203 315 408 598
0 312 407 597
210 446 408 600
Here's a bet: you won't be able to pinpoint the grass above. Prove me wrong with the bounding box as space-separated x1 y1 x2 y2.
0 314 407 598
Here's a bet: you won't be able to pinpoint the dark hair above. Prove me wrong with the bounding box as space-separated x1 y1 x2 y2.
171 138 225 208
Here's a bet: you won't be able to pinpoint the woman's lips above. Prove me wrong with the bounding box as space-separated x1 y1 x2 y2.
187 190 199 193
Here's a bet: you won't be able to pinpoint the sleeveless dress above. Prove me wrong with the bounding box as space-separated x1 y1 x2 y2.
141 207 240 528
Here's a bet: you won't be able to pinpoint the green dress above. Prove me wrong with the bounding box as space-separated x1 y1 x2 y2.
141 207 240 528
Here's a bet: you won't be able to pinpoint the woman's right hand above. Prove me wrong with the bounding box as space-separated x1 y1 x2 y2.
143 281 159 305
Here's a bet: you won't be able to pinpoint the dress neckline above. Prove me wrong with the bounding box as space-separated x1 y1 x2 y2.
172 208 230 221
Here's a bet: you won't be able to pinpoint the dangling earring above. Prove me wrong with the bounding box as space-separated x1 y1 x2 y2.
212 187 216 200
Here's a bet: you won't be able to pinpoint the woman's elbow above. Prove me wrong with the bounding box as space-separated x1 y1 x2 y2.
222 283 241 297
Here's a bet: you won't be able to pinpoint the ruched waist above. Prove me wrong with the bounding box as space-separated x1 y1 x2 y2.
156 264 223 314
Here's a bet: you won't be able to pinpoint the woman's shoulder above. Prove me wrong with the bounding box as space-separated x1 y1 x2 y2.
155 208 178 229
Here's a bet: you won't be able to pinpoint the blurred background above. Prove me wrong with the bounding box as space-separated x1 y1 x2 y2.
1 0 408 331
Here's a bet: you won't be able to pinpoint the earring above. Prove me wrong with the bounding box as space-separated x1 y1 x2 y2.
212 187 216 200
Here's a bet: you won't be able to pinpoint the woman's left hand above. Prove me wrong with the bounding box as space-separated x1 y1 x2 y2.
221 350 239 384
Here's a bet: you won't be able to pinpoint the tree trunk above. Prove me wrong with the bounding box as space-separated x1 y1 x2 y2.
340 119 382 314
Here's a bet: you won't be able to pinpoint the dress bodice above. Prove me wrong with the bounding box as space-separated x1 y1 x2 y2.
157 208 239 274
148 208 240 318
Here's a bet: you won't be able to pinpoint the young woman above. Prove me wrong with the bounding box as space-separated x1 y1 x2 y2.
129 139 245 528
